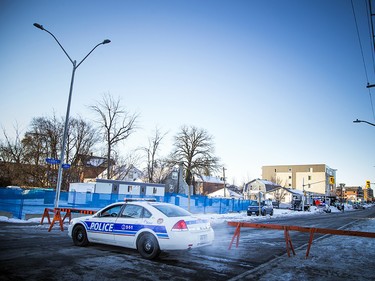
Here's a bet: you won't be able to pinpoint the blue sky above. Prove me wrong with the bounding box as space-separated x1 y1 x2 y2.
1 0 374 187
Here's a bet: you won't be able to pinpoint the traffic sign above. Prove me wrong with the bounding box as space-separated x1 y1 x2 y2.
45 158 60 165
62 163 71 169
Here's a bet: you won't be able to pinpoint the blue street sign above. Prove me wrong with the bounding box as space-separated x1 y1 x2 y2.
62 163 71 169
45 158 61 164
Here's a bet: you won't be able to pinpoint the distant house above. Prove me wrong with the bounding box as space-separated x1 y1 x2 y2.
195 175 224 195
74 154 109 183
343 186 364 203
162 165 189 194
243 179 282 200
97 164 144 182
207 186 243 198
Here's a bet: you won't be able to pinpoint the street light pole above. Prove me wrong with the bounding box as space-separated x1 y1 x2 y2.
33 23 110 208
353 119 375 127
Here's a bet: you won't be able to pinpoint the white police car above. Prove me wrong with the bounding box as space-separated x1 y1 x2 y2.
68 200 214 259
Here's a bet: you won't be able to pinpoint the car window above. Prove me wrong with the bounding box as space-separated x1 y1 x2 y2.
120 204 144 218
152 204 191 217
249 201 258 206
143 208 152 218
98 204 122 217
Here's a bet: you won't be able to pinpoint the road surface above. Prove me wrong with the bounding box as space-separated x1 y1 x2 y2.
0 207 374 280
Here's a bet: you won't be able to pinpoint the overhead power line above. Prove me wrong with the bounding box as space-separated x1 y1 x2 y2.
351 0 375 122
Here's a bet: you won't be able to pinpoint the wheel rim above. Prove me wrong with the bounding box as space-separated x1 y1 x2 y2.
77 231 83 242
144 239 154 253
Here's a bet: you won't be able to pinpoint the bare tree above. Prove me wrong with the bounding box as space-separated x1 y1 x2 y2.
169 125 220 195
22 116 62 165
142 127 168 183
150 158 171 184
89 93 139 179
0 125 25 186
0 124 24 164
63 116 99 187
99 150 142 180
0 114 98 188
270 176 288 203
67 116 99 163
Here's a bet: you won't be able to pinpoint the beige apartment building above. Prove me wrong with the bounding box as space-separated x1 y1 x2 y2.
262 164 337 196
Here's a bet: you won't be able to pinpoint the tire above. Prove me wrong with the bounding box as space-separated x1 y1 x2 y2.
137 233 160 260
72 224 89 247
261 210 266 216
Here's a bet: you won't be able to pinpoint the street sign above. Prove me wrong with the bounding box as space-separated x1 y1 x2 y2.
45 158 61 165
62 163 71 169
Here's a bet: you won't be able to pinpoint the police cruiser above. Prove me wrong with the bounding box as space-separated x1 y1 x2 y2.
68 199 215 259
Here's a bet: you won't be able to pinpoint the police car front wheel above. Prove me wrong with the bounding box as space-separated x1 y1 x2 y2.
72 225 89 247
137 233 160 260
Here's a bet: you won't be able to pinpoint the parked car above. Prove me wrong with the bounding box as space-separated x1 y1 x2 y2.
68 199 215 259
272 201 280 209
247 200 274 216
352 203 365 209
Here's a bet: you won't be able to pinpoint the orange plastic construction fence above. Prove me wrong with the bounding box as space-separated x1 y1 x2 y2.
41 207 96 232
227 222 375 258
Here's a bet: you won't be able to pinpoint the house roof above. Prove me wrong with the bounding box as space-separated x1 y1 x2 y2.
207 187 243 198
246 179 282 192
98 165 143 181
283 188 304 195
195 175 223 184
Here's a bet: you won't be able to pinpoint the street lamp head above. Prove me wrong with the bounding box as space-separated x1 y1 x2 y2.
353 119 375 126
33 23 44 30
102 39 111 44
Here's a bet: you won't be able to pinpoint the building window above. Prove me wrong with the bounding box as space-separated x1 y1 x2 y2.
308 176 312 181
309 168 313 172
289 176 292 179
288 168 292 172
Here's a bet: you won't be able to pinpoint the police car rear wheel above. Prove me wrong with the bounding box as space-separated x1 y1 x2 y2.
72 225 89 247
137 233 160 260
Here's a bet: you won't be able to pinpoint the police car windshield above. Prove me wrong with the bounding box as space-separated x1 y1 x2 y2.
153 204 191 217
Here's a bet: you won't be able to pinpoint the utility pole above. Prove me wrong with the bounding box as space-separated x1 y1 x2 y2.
223 167 226 197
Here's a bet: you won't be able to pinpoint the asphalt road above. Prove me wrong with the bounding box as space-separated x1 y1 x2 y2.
0 207 374 281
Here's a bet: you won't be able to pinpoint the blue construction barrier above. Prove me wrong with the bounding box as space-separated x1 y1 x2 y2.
0 187 250 219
